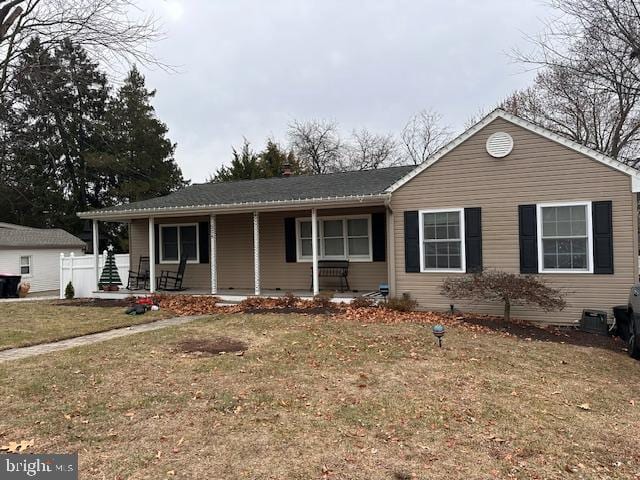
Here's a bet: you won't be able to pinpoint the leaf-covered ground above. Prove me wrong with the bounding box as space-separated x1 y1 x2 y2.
0 301 170 350
0 313 639 479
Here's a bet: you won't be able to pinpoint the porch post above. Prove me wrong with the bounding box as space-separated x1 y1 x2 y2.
210 214 217 294
386 207 396 298
253 211 260 295
311 208 319 296
92 219 99 291
148 217 156 293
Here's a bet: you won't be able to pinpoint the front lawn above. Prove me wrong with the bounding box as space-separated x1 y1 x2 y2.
0 313 638 479
0 300 171 350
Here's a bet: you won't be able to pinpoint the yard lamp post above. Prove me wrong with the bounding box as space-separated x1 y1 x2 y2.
432 324 445 348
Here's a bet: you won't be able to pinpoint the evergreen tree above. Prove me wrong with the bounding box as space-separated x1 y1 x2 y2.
210 139 303 182
259 140 304 177
211 140 262 182
0 39 184 248
107 66 185 203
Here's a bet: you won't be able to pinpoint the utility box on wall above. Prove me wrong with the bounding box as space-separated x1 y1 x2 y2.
580 309 609 336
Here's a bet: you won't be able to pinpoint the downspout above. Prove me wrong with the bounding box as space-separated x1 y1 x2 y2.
384 195 397 298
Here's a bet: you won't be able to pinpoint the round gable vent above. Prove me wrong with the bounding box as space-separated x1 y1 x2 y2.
486 132 514 158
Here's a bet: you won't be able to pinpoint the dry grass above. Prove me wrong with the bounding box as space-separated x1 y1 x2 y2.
0 313 639 479
0 301 171 350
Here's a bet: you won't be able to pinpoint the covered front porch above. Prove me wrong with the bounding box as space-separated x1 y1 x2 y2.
89 202 394 299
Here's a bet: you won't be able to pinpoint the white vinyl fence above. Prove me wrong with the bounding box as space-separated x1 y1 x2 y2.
59 252 129 299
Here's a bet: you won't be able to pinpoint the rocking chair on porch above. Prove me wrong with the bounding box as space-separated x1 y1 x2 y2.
157 255 188 291
126 256 150 290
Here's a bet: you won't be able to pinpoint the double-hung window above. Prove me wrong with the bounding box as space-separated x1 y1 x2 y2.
19 256 31 276
419 209 465 272
296 215 372 261
160 224 199 263
538 202 592 273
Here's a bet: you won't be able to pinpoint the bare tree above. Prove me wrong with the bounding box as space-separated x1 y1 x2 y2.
511 0 640 165
400 109 452 165
502 64 640 164
0 0 161 95
287 119 342 174
515 0 640 94
343 128 399 170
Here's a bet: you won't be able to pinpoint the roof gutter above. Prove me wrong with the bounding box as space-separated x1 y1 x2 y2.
77 194 392 221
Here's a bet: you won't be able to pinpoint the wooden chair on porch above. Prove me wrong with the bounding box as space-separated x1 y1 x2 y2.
126 256 150 290
157 255 188 291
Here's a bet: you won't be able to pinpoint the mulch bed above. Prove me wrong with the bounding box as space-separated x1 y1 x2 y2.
53 298 135 308
110 294 626 353
461 315 627 352
177 337 248 355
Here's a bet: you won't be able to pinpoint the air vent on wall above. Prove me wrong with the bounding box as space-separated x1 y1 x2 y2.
486 131 514 158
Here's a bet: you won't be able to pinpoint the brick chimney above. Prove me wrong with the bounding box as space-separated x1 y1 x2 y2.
282 163 292 177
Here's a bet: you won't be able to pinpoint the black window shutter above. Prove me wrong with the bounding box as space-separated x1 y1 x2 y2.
154 223 160 265
371 212 386 262
592 201 614 274
199 221 210 264
284 217 297 263
404 211 420 273
519 205 538 274
464 208 482 273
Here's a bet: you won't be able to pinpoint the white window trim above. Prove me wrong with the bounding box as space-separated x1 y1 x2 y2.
295 214 373 262
536 201 593 274
419 208 466 273
19 255 32 277
159 223 200 264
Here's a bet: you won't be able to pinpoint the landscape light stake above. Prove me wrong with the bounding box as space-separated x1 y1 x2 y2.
432 324 445 348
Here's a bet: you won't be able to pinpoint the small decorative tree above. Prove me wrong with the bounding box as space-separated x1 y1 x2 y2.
99 245 122 291
440 270 566 322
65 281 75 300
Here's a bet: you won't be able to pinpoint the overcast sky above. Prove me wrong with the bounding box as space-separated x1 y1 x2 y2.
135 0 554 183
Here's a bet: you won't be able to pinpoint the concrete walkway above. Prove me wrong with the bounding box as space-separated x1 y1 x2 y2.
0 315 206 363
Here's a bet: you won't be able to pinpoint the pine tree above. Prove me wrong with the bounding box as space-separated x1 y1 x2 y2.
107 66 185 203
211 140 262 182
210 139 303 182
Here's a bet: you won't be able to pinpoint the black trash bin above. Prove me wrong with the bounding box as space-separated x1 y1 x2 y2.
613 305 632 342
0 275 21 298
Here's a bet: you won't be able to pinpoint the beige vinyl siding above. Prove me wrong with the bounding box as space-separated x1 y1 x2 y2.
391 117 638 325
129 206 388 292
130 217 212 290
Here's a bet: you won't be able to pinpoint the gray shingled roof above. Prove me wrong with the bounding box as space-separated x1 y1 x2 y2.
82 166 414 215
0 224 86 249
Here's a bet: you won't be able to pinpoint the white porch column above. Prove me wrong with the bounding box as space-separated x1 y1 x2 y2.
311 208 319 296
148 217 156 293
92 219 99 291
210 214 217 295
253 211 260 295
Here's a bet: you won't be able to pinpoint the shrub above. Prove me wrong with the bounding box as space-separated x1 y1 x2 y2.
64 281 75 300
441 270 566 322
384 293 418 312
351 296 376 308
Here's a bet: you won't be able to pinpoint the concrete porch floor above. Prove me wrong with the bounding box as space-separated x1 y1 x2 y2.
92 288 377 303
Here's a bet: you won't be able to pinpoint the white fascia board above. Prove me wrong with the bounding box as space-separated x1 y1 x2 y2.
77 194 391 221
386 108 640 193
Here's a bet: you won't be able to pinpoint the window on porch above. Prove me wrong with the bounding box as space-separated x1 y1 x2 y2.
296 215 372 262
160 224 199 263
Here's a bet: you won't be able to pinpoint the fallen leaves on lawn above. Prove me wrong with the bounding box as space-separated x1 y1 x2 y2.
153 293 552 340
0 439 34 453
